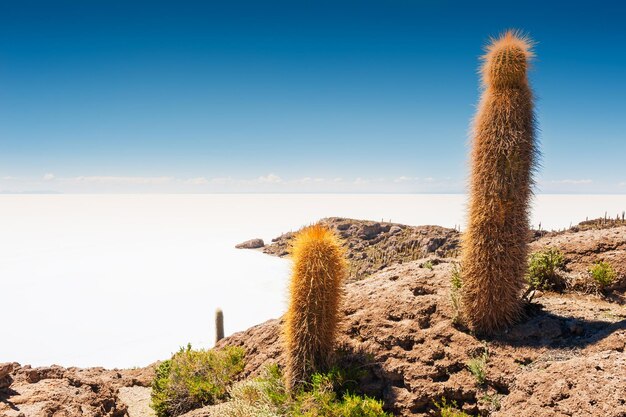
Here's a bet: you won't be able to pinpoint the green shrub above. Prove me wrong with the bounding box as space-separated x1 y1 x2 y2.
291 371 388 417
218 379 284 417
435 397 472 417
466 345 489 386
315 393 389 417
217 365 390 417
526 248 565 290
151 344 245 417
450 263 463 324
589 261 616 289
480 393 502 412
467 357 486 386
451 264 462 291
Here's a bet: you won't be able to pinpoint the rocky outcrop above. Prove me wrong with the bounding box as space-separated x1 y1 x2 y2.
118 386 156 417
206 218 626 416
0 364 155 417
215 257 626 416
494 350 626 417
264 217 626 289
235 238 265 249
263 217 461 281
0 363 16 390
531 225 626 289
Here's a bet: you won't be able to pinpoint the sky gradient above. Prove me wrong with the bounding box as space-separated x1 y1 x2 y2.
1 0 625 193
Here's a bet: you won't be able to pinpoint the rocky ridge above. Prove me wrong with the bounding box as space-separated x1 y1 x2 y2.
263 217 461 281
211 258 626 416
0 364 154 417
211 218 626 416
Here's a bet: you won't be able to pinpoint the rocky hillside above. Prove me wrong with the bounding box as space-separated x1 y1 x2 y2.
531 225 626 290
0 363 155 417
264 216 626 289
263 217 461 281
214 219 626 416
2 218 625 416
209 260 626 416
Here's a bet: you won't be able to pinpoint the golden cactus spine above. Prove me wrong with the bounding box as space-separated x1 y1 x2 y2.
215 308 224 344
284 224 347 391
461 31 538 334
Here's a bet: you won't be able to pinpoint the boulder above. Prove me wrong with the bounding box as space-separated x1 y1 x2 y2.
0 363 155 417
0 362 15 389
235 238 265 249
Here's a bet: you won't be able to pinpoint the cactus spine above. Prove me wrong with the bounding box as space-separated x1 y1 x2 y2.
215 308 224 344
461 31 538 334
284 225 346 391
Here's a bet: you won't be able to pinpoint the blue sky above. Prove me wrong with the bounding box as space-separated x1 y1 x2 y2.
1 0 625 193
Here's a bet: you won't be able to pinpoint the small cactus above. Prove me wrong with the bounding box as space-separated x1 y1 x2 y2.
215 308 224 344
284 224 347 391
461 31 538 334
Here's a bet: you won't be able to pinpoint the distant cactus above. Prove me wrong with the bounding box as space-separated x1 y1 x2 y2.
215 308 224 344
461 31 538 334
284 225 347 391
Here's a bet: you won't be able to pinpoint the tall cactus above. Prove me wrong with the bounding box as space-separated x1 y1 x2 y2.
461 31 538 334
284 224 347 391
215 308 224 344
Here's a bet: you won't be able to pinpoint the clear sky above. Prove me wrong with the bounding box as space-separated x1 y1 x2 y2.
1 0 624 193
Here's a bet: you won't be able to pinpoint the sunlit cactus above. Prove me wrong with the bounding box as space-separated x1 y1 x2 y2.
461 31 538 334
215 308 224 344
284 224 347 391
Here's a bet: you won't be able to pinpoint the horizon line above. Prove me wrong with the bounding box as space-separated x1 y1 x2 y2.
2 192 626 196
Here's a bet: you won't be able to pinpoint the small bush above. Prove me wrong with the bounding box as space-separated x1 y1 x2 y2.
589 261 616 289
292 370 388 417
422 260 434 270
219 379 283 417
467 345 489 386
526 248 565 290
435 397 472 417
451 264 462 291
480 393 502 412
467 358 486 386
450 263 463 324
151 344 245 417
217 365 390 417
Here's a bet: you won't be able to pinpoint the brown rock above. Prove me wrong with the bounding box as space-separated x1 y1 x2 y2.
0 364 155 417
0 362 16 389
215 256 626 416
117 386 156 417
235 238 265 249
262 217 461 281
494 351 626 416
531 225 626 289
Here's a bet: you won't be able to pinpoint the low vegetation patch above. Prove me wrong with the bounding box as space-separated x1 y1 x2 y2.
526 248 565 291
450 263 463 324
589 261 617 290
435 397 472 417
216 364 391 417
574 215 626 231
480 392 502 412
151 344 245 417
467 345 489 387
